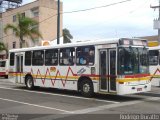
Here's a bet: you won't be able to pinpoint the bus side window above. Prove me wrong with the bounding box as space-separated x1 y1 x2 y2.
45 49 58 66
76 46 95 65
76 47 86 65
32 50 44 66
25 51 32 66
87 47 95 65
10 53 15 66
149 50 159 66
0 61 5 67
59 48 75 66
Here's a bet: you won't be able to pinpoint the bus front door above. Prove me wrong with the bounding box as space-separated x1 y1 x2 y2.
99 49 116 93
15 54 23 84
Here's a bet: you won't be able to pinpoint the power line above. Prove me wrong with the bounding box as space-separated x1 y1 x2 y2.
63 0 133 14
0 0 134 24
0 0 135 40
38 0 134 24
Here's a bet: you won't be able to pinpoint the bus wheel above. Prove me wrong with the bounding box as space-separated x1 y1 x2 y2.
5 75 8 79
80 80 94 97
25 76 34 90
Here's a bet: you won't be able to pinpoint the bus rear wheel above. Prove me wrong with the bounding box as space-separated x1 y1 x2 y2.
25 76 34 90
80 80 94 97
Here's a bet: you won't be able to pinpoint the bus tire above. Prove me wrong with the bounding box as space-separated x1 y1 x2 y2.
25 76 34 90
5 75 8 79
80 80 94 98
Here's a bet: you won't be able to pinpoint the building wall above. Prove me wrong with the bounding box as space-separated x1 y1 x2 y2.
0 0 63 51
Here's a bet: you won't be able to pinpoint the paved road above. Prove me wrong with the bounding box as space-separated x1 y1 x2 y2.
0 78 160 120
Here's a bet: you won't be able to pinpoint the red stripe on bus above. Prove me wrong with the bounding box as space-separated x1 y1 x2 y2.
125 74 150 78
0 72 6 75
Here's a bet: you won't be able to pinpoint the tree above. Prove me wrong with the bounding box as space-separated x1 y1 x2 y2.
63 28 73 43
0 42 8 58
0 42 7 52
4 13 42 48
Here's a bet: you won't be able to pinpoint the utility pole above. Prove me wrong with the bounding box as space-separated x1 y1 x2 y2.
151 0 160 44
57 0 60 44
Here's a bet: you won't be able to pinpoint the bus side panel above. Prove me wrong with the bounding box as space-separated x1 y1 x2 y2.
43 65 59 88
57 66 77 90
150 65 160 86
9 65 16 83
5 60 9 76
30 65 48 87
75 65 99 93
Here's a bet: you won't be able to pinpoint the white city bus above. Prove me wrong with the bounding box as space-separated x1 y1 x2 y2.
149 46 160 86
8 38 151 97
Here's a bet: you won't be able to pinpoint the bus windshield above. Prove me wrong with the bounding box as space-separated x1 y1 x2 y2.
118 47 149 75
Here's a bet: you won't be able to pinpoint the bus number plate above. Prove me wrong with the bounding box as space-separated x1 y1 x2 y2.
137 88 142 91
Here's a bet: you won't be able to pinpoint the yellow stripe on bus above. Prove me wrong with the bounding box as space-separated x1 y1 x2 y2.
9 73 151 82
151 75 160 78
116 76 151 83
9 73 98 81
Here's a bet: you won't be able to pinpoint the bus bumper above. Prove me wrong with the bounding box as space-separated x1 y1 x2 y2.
117 82 151 95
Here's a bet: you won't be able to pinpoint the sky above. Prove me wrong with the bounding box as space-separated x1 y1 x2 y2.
23 0 158 41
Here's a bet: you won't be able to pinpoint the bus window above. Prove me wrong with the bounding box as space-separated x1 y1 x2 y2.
10 53 15 66
76 46 95 66
25 51 32 66
32 50 44 66
45 49 58 66
59 48 75 65
0 61 5 67
149 50 159 66
118 48 134 74
139 48 149 73
118 47 149 75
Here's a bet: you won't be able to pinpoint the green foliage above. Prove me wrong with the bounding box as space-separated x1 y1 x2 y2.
63 28 73 43
0 42 7 52
4 13 42 48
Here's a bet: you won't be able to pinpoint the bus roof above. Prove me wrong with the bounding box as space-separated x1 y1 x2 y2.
9 38 146 52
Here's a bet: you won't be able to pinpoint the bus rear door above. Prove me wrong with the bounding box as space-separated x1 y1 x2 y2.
15 53 24 84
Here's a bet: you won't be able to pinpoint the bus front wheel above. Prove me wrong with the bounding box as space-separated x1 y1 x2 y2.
25 76 34 90
80 80 94 97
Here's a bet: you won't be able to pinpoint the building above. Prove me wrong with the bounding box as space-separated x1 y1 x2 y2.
0 0 63 58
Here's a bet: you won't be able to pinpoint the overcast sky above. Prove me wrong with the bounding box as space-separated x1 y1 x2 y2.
23 0 158 41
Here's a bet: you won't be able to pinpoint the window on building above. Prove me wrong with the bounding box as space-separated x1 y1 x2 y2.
31 25 39 40
31 24 38 31
76 46 95 66
45 49 58 66
13 15 16 22
13 42 16 48
59 48 75 65
10 53 15 66
32 50 44 66
25 51 32 66
149 50 159 65
31 7 39 17
21 12 25 18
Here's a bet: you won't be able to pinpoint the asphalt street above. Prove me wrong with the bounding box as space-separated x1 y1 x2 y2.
0 78 160 120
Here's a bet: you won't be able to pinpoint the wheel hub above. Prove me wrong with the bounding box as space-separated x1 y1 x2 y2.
83 84 90 93
27 79 32 88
